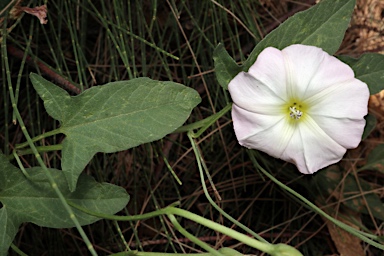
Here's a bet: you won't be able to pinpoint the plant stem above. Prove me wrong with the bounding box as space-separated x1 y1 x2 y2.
15 128 63 149
14 144 63 157
187 131 269 244
173 103 232 136
248 150 384 250
10 244 28 256
167 214 223 256
2 34 98 255
112 251 214 256
166 207 274 254
68 200 275 255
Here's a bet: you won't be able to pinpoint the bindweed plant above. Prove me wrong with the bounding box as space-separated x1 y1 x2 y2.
1 0 384 255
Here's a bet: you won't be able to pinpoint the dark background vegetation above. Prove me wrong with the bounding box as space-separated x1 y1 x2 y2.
1 0 383 255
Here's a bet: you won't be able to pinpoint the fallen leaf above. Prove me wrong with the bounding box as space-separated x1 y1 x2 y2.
21 4 47 24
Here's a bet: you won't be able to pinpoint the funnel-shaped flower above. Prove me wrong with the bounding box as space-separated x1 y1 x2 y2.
229 44 369 174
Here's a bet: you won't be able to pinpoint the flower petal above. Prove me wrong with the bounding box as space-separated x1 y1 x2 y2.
306 79 369 119
232 105 295 159
310 116 366 149
228 44 369 174
281 117 347 174
303 50 356 98
228 71 285 115
247 47 289 101
306 78 368 149
280 45 327 99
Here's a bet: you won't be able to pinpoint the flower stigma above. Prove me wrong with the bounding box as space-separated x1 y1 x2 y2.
284 100 307 123
289 104 302 120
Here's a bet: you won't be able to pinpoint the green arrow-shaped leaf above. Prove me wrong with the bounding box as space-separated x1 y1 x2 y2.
362 113 377 140
243 0 356 71
359 144 384 173
339 53 384 95
30 73 201 191
313 167 384 221
0 207 19 256
0 153 129 255
213 43 242 90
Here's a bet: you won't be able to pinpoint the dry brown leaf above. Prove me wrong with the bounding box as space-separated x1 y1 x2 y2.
322 209 365 256
0 2 47 42
20 5 47 24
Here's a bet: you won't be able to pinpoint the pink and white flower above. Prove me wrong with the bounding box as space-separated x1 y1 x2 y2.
228 44 369 174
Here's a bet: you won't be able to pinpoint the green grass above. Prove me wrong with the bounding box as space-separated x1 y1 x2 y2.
1 0 383 255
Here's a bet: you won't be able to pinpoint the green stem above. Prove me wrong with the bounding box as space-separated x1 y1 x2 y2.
173 104 232 136
11 102 97 256
67 200 167 221
114 221 130 252
85 0 179 61
16 144 63 156
247 150 384 250
187 131 269 244
167 214 223 256
112 251 214 256
2 34 97 255
15 128 63 149
167 207 274 254
68 200 274 254
8 144 63 161
10 244 28 256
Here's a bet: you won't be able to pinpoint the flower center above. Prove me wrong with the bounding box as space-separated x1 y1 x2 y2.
282 97 309 122
289 105 303 120
284 100 307 122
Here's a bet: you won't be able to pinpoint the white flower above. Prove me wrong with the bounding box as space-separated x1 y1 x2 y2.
228 44 369 174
